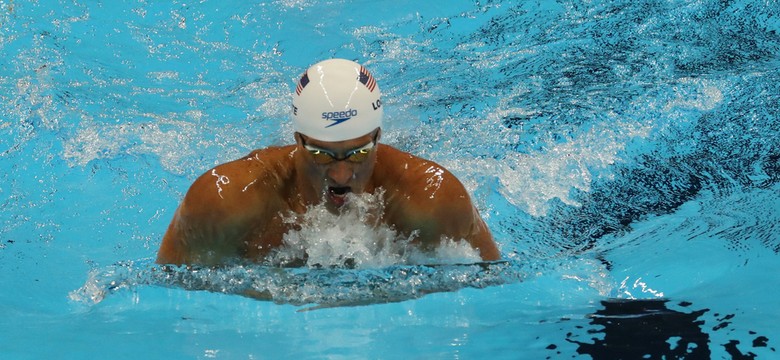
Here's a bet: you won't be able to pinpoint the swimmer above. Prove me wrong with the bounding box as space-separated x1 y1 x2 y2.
156 58 500 266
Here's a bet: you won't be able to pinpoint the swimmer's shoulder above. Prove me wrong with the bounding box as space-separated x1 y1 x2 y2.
184 145 297 207
375 145 470 203
245 144 299 163
375 145 487 250
375 144 428 177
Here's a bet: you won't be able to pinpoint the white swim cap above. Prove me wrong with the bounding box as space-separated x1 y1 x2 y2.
292 59 383 142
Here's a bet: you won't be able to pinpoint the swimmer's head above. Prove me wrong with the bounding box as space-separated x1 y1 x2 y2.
292 59 383 142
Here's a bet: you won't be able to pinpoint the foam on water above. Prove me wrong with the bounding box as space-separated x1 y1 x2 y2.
267 190 482 269
496 119 651 216
62 113 201 174
68 258 525 309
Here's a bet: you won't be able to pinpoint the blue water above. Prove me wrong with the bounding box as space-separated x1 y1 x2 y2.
2 0 779 358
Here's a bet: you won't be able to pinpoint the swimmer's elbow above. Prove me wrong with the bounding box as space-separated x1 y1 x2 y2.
155 252 179 265
156 215 190 265
469 214 500 261
156 237 187 265
478 243 501 261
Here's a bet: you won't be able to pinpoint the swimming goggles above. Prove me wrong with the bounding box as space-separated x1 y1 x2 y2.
302 140 375 164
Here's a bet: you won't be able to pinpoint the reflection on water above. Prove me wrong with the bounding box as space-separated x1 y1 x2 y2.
563 299 774 360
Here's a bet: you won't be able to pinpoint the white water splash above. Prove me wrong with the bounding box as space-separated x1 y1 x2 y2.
268 190 482 268
663 77 723 112
496 119 652 216
61 113 199 174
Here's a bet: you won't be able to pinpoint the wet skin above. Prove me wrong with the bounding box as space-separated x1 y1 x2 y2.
156 129 500 266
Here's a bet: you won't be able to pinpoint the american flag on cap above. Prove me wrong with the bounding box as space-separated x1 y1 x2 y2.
295 73 310 96
358 65 376 92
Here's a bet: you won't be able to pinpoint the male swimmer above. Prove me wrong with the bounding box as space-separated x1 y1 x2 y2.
156 59 500 266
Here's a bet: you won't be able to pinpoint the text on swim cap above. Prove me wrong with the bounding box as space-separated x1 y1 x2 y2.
322 109 358 128
322 109 358 120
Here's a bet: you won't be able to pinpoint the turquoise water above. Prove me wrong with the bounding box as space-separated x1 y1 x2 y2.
2 0 779 358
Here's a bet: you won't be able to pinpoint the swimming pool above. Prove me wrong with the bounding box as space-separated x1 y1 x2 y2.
2 0 778 358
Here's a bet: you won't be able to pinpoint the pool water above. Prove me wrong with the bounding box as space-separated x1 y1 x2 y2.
2 0 779 358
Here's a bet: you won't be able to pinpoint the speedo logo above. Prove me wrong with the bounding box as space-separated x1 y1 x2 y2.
322 109 358 128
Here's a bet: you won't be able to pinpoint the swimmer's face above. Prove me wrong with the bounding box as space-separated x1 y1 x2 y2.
295 129 380 211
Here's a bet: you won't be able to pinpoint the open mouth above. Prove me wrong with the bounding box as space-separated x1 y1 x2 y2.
328 186 352 197
327 186 352 206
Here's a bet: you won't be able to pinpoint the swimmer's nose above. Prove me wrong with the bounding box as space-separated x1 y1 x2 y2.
327 161 353 185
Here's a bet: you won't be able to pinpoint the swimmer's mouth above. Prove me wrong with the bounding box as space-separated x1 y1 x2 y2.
327 186 352 207
328 186 352 197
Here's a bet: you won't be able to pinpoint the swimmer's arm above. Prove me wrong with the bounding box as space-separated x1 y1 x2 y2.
156 163 260 266
156 208 189 265
155 193 249 266
463 206 501 261
406 178 500 261
433 198 500 261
